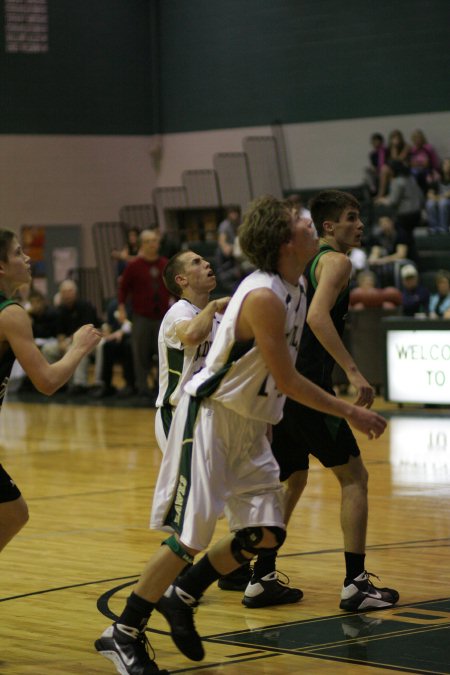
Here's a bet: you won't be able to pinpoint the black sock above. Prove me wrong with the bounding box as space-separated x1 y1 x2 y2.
252 552 277 579
175 554 221 600
117 592 155 631
344 552 365 580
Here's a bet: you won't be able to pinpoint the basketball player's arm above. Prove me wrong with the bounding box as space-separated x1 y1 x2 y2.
175 297 230 346
239 289 385 439
307 254 374 408
0 304 101 395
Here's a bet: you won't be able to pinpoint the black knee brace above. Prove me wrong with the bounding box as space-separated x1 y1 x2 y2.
230 526 286 564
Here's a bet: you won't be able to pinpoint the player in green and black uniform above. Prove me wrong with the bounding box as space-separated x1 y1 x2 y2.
245 190 399 612
0 229 101 557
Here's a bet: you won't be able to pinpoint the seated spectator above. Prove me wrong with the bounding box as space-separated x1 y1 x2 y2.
410 129 441 194
41 279 102 394
28 289 59 343
350 270 401 310
364 132 388 195
375 160 423 258
400 264 430 317
91 297 135 399
426 158 450 234
376 129 411 198
429 270 450 319
215 205 242 293
368 215 410 286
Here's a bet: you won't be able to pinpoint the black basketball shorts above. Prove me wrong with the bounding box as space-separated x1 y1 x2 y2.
0 464 22 503
272 397 360 481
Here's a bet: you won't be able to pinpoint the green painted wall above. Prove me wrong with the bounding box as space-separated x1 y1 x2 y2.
1 0 449 135
159 0 450 132
0 0 153 134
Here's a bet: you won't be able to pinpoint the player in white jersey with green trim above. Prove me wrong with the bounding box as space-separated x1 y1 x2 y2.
95 196 387 675
155 250 229 454
151 268 307 542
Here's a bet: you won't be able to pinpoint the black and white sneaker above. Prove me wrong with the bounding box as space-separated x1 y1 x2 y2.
340 571 399 612
95 623 168 674
156 585 204 661
218 562 253 591
242 571 303 608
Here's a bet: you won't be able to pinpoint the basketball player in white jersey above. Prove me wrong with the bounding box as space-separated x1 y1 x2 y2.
95 196 387 675
155 250 229 454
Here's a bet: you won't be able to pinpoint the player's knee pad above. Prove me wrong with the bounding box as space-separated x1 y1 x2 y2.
230 536 253 564
231 525 286 563
230 526 264 563
162 534 194 565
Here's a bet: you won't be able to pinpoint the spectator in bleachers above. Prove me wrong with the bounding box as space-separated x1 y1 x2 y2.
375 160 423 259
41 280 102 394
410 129 441 194
118 229 170 400
364 132 388 196
376 129 411 198
426 158 450 234
399 264 430 317
367 215 410 286
429 270 450 319
91 297 135 399
28 289 59 343
215 205 242 293
111 226 140 277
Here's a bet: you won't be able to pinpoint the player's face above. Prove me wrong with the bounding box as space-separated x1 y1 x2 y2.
2 237 32 287
289 210 319 265
182 252 216 292
331 207 364 252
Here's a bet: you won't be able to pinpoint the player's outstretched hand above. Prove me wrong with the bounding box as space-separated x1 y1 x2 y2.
347 406 387 440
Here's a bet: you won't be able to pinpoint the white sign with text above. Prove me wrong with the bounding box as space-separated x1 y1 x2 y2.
386 329 450 404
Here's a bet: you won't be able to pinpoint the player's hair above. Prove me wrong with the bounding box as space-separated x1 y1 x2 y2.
163 251 190 297
238 195 293 273
310 190 360 236
0 229 16 263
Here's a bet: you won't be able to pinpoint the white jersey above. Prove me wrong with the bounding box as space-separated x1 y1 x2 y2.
156 299 220 409
184 270 307 425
